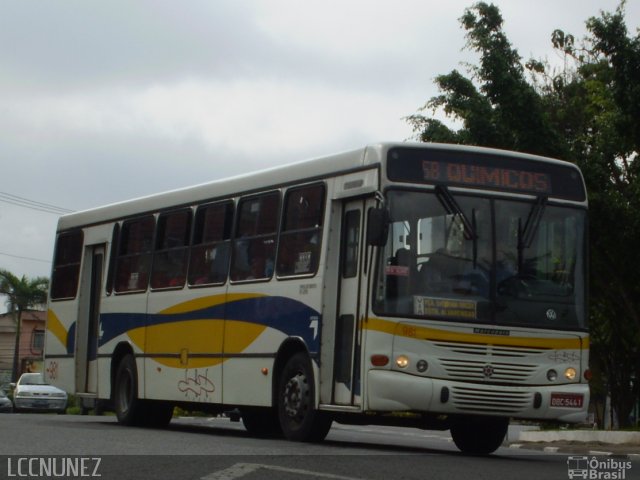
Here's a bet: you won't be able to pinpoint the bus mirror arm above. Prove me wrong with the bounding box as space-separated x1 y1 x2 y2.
367 207 389 247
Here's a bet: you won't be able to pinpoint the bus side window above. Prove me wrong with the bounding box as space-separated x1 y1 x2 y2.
188 201 234 286
151 209 191 290
231 192 280 282
50 230 84 300
114 215 155 293
277 184 325 277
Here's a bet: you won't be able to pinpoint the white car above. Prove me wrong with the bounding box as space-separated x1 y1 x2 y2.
12 373 67 413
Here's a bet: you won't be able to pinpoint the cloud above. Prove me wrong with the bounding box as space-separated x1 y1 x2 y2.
2 77 417 168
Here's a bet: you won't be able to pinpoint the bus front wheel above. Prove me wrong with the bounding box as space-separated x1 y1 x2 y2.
450 415 509 455
277 353 332 442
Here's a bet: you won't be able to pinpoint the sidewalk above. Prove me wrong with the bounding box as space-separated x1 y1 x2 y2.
508 429 640 457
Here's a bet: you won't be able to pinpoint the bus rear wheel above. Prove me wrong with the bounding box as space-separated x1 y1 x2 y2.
114 354 141 426
277 353 332 442
450 415 509 455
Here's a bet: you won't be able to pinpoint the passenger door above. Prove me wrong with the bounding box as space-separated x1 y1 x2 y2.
76 245 104 394
332 200 364 405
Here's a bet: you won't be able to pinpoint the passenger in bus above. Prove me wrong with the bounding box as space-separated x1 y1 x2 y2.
246 241 274 280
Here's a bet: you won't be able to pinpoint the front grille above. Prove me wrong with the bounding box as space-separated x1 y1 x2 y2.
451 386 532 414
432 340 549 358
440 358 537 383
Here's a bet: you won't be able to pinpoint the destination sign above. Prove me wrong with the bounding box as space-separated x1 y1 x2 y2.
387 147 586 201
421 160 551 194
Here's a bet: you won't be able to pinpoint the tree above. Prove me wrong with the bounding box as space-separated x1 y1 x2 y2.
0 269 49 382
408 2 640 427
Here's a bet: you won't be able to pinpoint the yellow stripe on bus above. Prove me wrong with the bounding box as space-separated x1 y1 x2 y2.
46 309 68 348
365 317 587 350
127 318 267 368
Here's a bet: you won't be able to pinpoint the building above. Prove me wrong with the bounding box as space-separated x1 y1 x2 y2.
0 310 46 384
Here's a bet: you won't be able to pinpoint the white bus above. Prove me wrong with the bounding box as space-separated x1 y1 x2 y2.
44 143 589 454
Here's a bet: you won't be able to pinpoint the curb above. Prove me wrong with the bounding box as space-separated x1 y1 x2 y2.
519 430 640 445
510 443 640 458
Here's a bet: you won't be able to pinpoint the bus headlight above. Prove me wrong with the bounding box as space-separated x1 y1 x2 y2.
547 369 558 382
395 355 409 369
564 367 577 381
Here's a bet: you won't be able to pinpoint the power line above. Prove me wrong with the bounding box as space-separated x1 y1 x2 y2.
0 191 74 215
0 251 51 264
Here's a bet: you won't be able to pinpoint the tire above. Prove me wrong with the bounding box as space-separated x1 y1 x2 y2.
277 353 332 442
450 415 509 455
114 354 141 426
242 408 283 438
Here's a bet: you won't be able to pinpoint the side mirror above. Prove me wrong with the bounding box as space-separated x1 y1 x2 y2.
366 207 389 247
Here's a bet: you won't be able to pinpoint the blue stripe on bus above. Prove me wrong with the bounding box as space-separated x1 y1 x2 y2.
73 295 321 360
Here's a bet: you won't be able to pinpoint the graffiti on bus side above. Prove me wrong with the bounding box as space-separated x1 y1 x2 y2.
178 368 215 401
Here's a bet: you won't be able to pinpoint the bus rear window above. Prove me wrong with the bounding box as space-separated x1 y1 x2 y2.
50 231 84 300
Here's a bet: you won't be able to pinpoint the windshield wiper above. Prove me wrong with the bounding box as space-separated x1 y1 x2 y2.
517 195 548 273
435 185 478 267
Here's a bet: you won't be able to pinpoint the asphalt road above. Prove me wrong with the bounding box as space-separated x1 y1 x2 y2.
0 414 636 480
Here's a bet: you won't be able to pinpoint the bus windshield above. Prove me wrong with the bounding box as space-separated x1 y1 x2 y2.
373 189 586 330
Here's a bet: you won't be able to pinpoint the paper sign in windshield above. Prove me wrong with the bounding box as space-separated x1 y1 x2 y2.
414 296 477 320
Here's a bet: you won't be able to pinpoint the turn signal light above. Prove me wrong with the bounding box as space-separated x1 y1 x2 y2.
584 369 593 381
371 354 389 367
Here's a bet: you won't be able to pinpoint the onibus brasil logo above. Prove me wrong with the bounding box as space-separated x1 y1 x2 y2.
567 456 633 479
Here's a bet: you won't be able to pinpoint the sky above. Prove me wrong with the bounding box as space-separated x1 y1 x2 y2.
1 0 638 299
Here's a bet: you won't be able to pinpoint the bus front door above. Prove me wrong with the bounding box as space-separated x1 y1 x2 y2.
333 200 364 405
75 245 104 395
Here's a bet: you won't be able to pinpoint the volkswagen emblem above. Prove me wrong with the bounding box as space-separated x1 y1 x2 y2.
482 364 494 379
546 309 557 321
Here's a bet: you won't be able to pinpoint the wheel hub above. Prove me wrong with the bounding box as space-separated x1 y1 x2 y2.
283 372 309 419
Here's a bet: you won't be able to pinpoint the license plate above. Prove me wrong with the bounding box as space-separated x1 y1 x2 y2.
550 393 583 408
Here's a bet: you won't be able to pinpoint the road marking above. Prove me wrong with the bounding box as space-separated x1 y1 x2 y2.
201 462 363 480
589 450 613 456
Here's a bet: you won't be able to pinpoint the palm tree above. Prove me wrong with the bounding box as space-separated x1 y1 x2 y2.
0 269 49 381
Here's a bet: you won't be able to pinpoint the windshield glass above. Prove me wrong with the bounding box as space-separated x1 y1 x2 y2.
19 373 47 386
494 200 586 328
373 190 586 330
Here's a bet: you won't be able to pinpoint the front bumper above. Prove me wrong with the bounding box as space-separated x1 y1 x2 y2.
367 369 589 423
14 397 67 412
